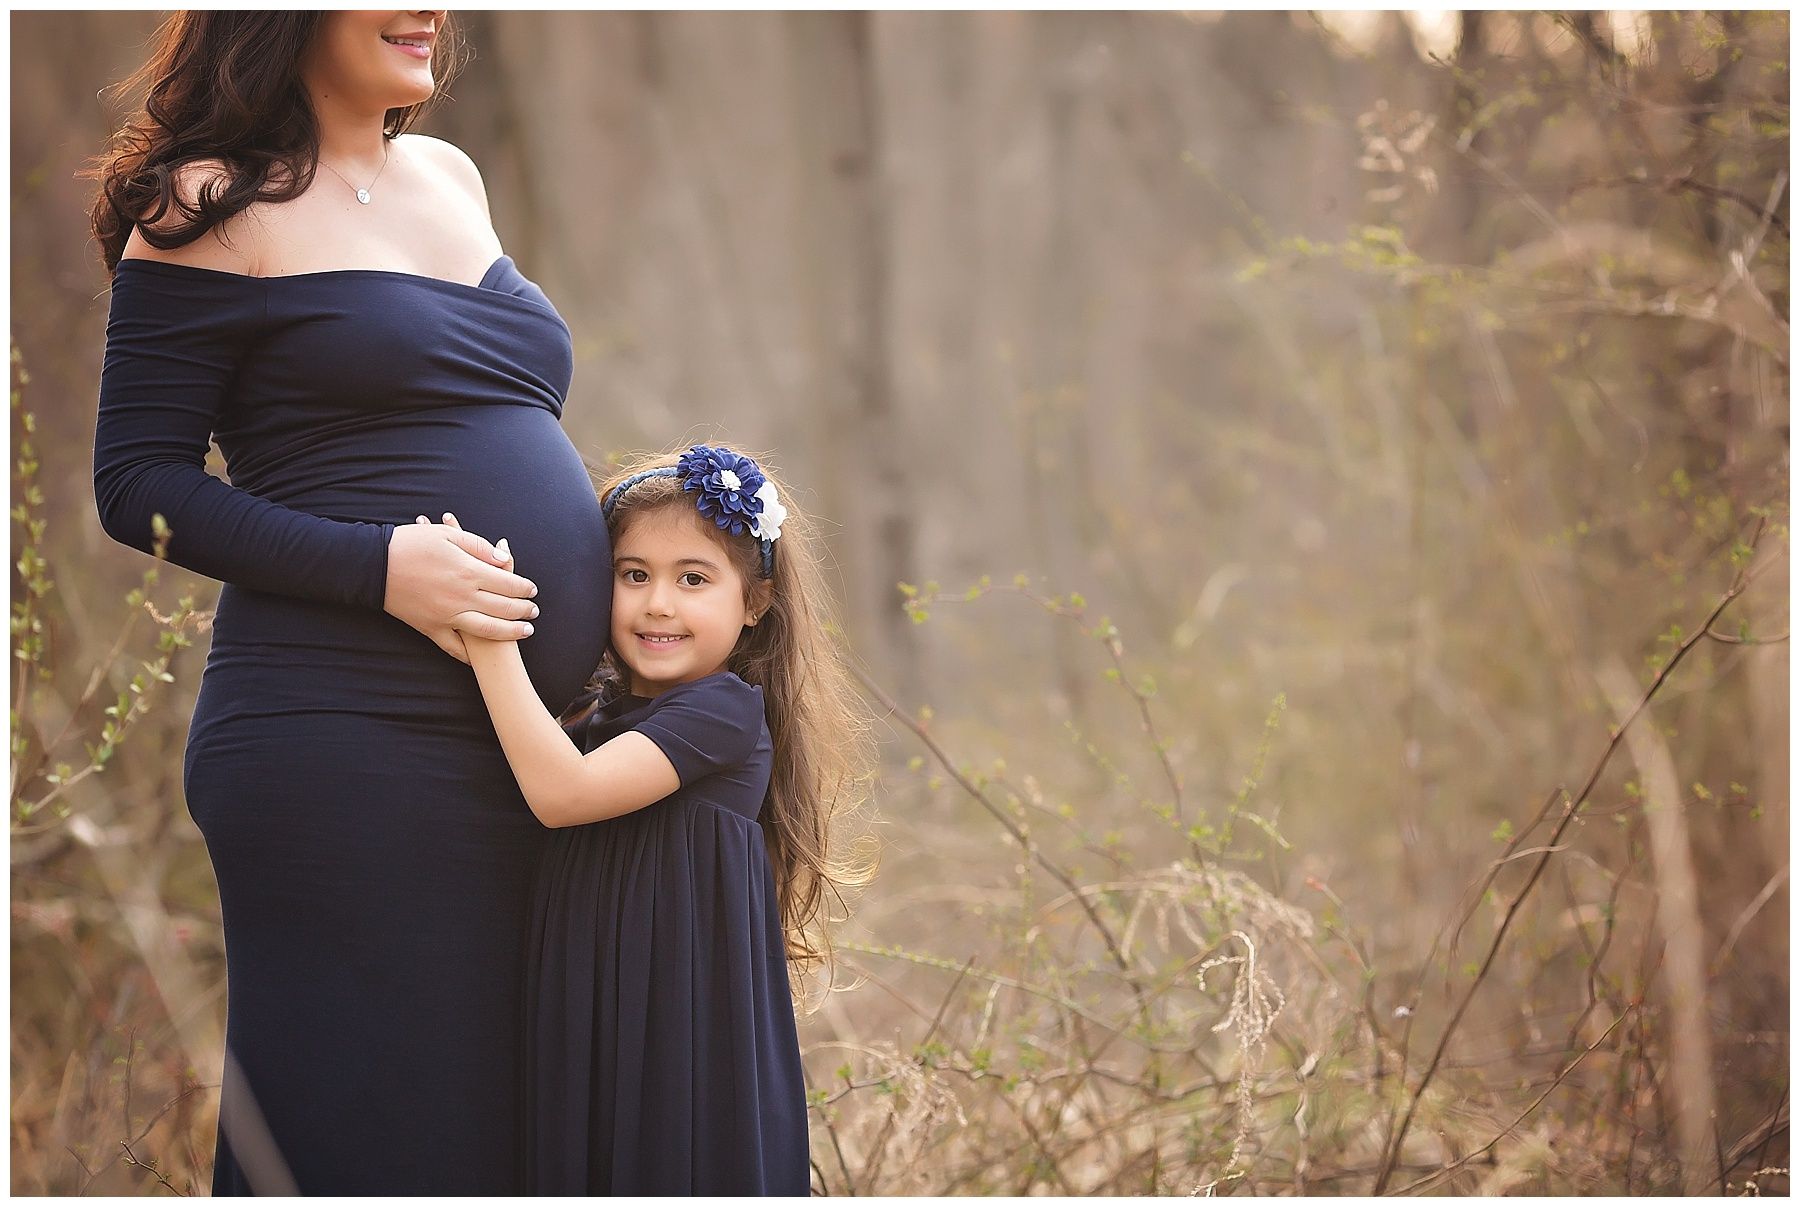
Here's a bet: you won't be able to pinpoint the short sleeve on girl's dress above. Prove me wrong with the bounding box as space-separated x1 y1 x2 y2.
630 672 765 787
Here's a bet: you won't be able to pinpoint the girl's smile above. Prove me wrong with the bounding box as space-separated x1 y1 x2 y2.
610 507 760 698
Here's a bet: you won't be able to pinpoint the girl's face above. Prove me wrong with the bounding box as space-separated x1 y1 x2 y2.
610 506 760 699
302 11 443 115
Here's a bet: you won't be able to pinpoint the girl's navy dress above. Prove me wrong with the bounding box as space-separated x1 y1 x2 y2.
531 670 811 1195
93 253 613 1193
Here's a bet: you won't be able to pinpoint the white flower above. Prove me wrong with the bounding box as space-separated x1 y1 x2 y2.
751 480 787 541
719 468 742 491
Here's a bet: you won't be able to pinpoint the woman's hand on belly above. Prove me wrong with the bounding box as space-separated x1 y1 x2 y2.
384 516 541 665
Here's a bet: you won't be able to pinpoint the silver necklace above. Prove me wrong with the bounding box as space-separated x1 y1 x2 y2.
317 140 390 205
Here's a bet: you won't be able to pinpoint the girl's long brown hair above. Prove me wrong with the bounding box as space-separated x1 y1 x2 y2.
81 11 470 270
560 446 879 1004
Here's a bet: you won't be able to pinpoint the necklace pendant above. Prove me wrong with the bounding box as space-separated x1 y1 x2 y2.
355 188 371 205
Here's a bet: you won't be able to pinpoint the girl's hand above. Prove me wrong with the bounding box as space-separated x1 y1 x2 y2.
383 512 539 665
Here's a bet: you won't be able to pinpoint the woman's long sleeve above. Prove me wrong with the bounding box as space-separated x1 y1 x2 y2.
92 264 394 611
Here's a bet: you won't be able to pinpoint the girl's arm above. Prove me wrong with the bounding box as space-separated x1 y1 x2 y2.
462 635 681 828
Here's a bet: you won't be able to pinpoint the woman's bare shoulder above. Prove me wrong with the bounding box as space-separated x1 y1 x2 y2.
119 157 263 275
398 133 491 219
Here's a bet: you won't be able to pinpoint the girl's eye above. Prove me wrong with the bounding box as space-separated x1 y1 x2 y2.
615 568 706 586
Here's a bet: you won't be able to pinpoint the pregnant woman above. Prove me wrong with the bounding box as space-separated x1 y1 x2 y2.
86 11 608 1193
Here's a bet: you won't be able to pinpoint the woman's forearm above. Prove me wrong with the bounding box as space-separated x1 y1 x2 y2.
96 266 397 610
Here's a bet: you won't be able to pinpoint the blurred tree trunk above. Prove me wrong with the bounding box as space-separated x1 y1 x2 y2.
445 10 653 343
785 12 921 704
1022 14 1100 736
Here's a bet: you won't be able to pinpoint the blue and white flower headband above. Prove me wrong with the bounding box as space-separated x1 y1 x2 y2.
601 444 787 579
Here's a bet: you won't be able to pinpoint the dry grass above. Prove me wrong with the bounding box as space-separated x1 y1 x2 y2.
786 545 1786 1195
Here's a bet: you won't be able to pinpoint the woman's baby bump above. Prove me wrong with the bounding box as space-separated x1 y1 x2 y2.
215 403 611 715
398 407 611 713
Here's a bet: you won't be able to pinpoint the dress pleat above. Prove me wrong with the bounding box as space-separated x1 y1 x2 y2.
524 673 811 1195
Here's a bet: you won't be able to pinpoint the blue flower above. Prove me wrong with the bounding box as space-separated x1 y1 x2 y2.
677 445 769 538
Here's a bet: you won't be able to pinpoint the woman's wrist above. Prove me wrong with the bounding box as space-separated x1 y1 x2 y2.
368 521 397 612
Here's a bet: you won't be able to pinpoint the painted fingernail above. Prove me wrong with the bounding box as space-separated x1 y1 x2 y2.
529 604 539 618
522 623 534 636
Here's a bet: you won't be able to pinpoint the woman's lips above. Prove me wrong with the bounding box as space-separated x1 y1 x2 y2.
382 37 432 60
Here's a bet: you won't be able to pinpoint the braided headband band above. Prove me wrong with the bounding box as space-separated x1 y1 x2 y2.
601 445 786 579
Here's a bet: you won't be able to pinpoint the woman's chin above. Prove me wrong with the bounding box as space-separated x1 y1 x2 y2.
386 77 436 106
362 63 434 107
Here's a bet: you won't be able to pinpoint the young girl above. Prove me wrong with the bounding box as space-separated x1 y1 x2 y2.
420 442 872 1195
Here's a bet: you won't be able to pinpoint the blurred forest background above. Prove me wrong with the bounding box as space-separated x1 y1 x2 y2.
11 9 1789 1196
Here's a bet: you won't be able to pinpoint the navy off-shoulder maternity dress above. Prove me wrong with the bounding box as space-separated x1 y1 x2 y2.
93 252 611 1194
531 671 811 1194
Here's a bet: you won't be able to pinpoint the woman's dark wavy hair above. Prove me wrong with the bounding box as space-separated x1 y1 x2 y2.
81 11 471 270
